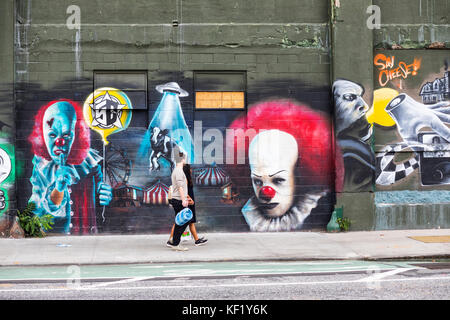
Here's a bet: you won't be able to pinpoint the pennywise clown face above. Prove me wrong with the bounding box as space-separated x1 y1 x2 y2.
248 130 298 217
43 101 76 165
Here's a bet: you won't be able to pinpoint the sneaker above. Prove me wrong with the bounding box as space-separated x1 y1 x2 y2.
195 237 208 246
171 244 189 251
166 240 175 248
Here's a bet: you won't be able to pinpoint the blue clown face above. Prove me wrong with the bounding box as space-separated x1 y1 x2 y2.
43 102 77 165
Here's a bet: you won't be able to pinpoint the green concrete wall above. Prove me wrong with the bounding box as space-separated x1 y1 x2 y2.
1 0 449 235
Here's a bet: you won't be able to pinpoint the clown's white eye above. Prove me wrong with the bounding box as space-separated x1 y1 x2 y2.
49 133 56 138
252 178 263 187
272 177 286 185
63 134 71 139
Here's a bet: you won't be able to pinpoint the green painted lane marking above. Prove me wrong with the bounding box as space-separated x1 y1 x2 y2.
0 260 426 282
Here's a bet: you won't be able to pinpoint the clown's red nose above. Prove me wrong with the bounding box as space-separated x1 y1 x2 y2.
259 186 276 202
55 138 66 147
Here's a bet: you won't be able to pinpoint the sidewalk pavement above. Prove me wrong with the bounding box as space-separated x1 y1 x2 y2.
0 229 449 267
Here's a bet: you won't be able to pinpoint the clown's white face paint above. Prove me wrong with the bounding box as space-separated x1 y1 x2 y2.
43 102 77 165
249 130 298 217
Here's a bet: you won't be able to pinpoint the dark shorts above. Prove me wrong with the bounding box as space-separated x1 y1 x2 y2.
170 198 196 223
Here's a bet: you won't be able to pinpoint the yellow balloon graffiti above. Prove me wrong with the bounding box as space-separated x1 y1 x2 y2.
83 87 133 145
366 88 399 127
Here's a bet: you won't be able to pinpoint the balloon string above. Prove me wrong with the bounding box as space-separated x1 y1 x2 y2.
101 142 106 223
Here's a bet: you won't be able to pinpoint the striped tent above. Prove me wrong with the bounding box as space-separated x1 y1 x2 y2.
144 180 170 205
195 166 230 186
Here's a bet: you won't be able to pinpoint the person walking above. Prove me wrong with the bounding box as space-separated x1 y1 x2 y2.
183 164 207 246
166 149 191 251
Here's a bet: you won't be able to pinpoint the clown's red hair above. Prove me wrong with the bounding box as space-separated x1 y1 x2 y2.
228 100 344 192
29 99 90 165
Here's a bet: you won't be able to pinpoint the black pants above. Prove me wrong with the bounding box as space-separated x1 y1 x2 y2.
171 199 190 246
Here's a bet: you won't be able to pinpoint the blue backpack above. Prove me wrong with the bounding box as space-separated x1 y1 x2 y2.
175 207 193 226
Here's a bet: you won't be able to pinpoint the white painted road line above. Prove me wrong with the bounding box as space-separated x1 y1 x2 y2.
357 268 418 283
0 275 449 293
84 276 156 289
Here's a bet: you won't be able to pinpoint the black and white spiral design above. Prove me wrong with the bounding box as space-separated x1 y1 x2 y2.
376 143 420 185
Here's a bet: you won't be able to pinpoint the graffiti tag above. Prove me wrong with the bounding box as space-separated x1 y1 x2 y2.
374 53 421 87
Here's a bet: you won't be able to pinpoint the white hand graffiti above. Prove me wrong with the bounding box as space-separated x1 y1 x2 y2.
385 94 450 149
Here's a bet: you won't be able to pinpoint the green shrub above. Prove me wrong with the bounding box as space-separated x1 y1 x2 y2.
336 217 352 232
17 202 54 237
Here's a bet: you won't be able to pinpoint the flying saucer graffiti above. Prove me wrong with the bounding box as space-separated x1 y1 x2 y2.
138 82 194 173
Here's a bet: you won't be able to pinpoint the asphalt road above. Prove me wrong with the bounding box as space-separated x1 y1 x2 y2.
0 259 449 301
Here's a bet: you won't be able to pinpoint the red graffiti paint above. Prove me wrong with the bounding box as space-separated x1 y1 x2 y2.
374 53 421 87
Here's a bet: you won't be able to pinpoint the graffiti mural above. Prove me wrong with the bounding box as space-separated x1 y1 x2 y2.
334 57 450 191
0 141 14 216
227 100 342 232
28 100 113 234
138 82 194 173
374 53 422 87
83 88 133 145
333 79 375 191
14 74 338 235
375 60 450 187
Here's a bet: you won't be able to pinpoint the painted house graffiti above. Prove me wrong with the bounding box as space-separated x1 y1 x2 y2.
419 64 449 104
